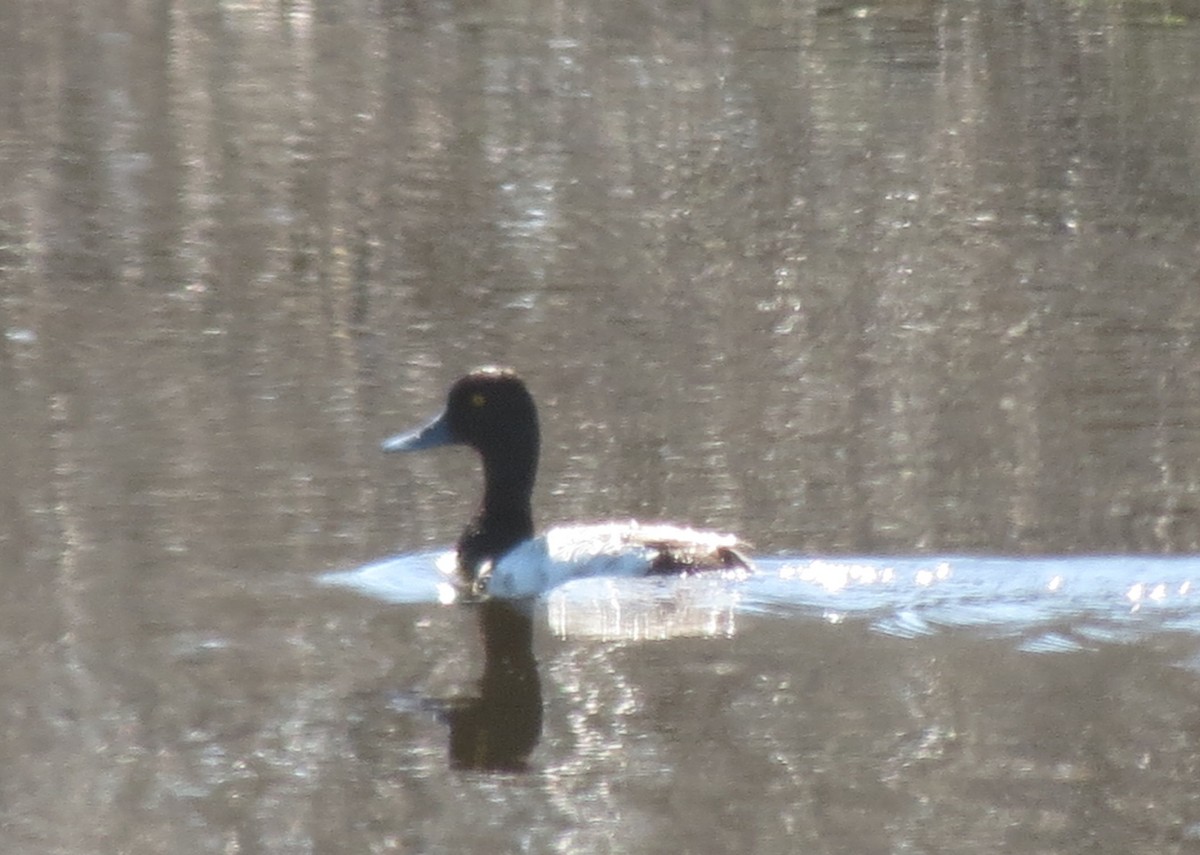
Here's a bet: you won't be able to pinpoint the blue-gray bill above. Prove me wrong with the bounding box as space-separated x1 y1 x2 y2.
381 410 456 453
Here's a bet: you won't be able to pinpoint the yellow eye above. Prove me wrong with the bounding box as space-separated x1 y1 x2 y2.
471 393 486 408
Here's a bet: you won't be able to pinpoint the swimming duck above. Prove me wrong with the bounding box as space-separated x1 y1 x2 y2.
382 367 751 599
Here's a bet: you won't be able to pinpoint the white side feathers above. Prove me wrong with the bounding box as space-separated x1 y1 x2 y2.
480 522 746 599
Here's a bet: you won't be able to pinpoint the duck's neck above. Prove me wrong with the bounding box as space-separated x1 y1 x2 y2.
458 446 537 582
482 460 535 529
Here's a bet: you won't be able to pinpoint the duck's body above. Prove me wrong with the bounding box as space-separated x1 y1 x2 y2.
383 368 751 599
477 521 748 599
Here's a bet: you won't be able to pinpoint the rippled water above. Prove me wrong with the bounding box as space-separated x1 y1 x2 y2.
320 550 1200 851
328 549 1200 647
5 0 1200 851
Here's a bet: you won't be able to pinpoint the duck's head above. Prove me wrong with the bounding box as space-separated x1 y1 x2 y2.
382 367 539 464
383 368 542 582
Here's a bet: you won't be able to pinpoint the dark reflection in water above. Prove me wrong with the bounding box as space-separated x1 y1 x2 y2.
442 601 542 772
346 599 543 774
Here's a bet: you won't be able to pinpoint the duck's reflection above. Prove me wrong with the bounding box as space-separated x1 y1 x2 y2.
437 599 542 771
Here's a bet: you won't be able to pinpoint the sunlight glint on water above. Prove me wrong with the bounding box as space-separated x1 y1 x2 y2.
324 551 1200 651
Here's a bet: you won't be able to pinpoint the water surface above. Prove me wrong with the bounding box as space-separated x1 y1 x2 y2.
3 0 1200 851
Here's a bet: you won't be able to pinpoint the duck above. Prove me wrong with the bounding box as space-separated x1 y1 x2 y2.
382 367 751 599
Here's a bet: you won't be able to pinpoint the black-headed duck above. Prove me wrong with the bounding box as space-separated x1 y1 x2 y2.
382 367 751 598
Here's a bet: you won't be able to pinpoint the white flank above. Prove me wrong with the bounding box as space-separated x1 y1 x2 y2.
483 521 741 599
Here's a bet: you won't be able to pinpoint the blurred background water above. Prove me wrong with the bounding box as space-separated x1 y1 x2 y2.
3 0 1200 852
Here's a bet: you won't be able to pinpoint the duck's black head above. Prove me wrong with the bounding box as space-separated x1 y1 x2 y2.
383 367 540 463
382 367 540 579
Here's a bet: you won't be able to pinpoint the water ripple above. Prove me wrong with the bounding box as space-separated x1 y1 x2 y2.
321 552 1200 646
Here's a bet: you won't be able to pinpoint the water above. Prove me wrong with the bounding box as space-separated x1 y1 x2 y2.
324 551 1200 851
327 550 1200 649
4 0 1200 851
